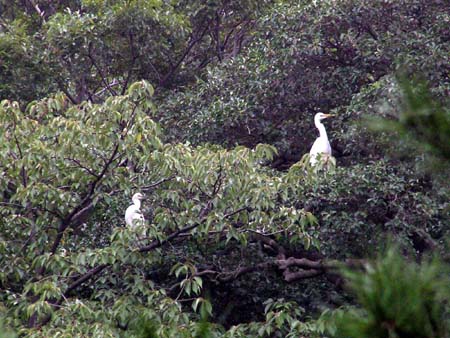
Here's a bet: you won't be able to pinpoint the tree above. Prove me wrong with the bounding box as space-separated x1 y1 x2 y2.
157 0 449 167
0 0 273 104
329 248 450 338
0 80 331 336
1 0 449 337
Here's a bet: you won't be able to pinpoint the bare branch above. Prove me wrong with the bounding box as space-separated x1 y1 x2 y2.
248 230 286 258
139 205 248 252
159 20 210 87
212 165 224 195
283 269 323 282
12 121 27 187
65 157 99 178
276 256 365 271
277 257 327 270
139 222 200 252
216 261 274 282
57 81 79 105
223 206 249 219
121 32 138 95
94 80 121 98
64 264 109 295
140 176 176 192
87 43 117 96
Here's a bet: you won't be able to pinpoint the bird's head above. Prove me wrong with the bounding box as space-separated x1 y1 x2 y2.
315 112 334 121
132 192 145 201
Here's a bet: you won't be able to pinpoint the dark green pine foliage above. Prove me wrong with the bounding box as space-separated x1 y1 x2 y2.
396 77 450 162
333 248 450 338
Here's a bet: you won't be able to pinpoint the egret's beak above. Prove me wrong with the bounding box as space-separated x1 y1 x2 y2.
323 114 335 118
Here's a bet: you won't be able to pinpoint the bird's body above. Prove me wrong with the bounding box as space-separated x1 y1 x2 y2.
125 193 145 228
309 113 333 165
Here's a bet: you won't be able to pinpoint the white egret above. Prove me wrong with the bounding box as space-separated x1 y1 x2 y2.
309 113 334 166
125 192 145 228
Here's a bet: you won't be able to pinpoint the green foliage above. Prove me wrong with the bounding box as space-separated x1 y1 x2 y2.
218 298 326 338
331 248 450 338
1 0 449 337
0 0 273 104
0 305 15 337
0 20 56 102
368 77 450 176
302 160 448 258
158 0 449 162
397 79 450 161
0 81 320 336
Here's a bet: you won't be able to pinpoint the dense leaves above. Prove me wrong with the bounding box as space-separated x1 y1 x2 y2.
158 0 449 166
0 0 449 337
0 0 274 103
332 248 450 338
0 80 321 336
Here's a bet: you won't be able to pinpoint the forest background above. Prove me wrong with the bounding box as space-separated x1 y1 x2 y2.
0 0 449 337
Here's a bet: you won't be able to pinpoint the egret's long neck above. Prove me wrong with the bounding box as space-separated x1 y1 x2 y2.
315 119 328 139
133 198 141 209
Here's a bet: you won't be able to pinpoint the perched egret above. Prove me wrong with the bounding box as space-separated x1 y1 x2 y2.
125 193 145 228
309 113 334 165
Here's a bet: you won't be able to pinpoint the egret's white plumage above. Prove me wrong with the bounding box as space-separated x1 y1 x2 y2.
125 193 145 228
309 113 334 165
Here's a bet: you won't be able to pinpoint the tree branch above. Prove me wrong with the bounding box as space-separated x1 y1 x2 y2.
159 20 209 87
217 261 275 282
13 134 27 188
65 157 100 178
64 264 109 295
248 230 286 258
94 80 121 99
121 32 138 95
50 139 121 255
57 81 79 105
276 257 328 270
35 264 110 328
283 269 323 282
140 176 175 192
212 166 224 195
138 223 200 252
88 43 117 96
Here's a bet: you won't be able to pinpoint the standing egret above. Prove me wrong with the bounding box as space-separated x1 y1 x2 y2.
125 192 145 228
309 113 334 165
